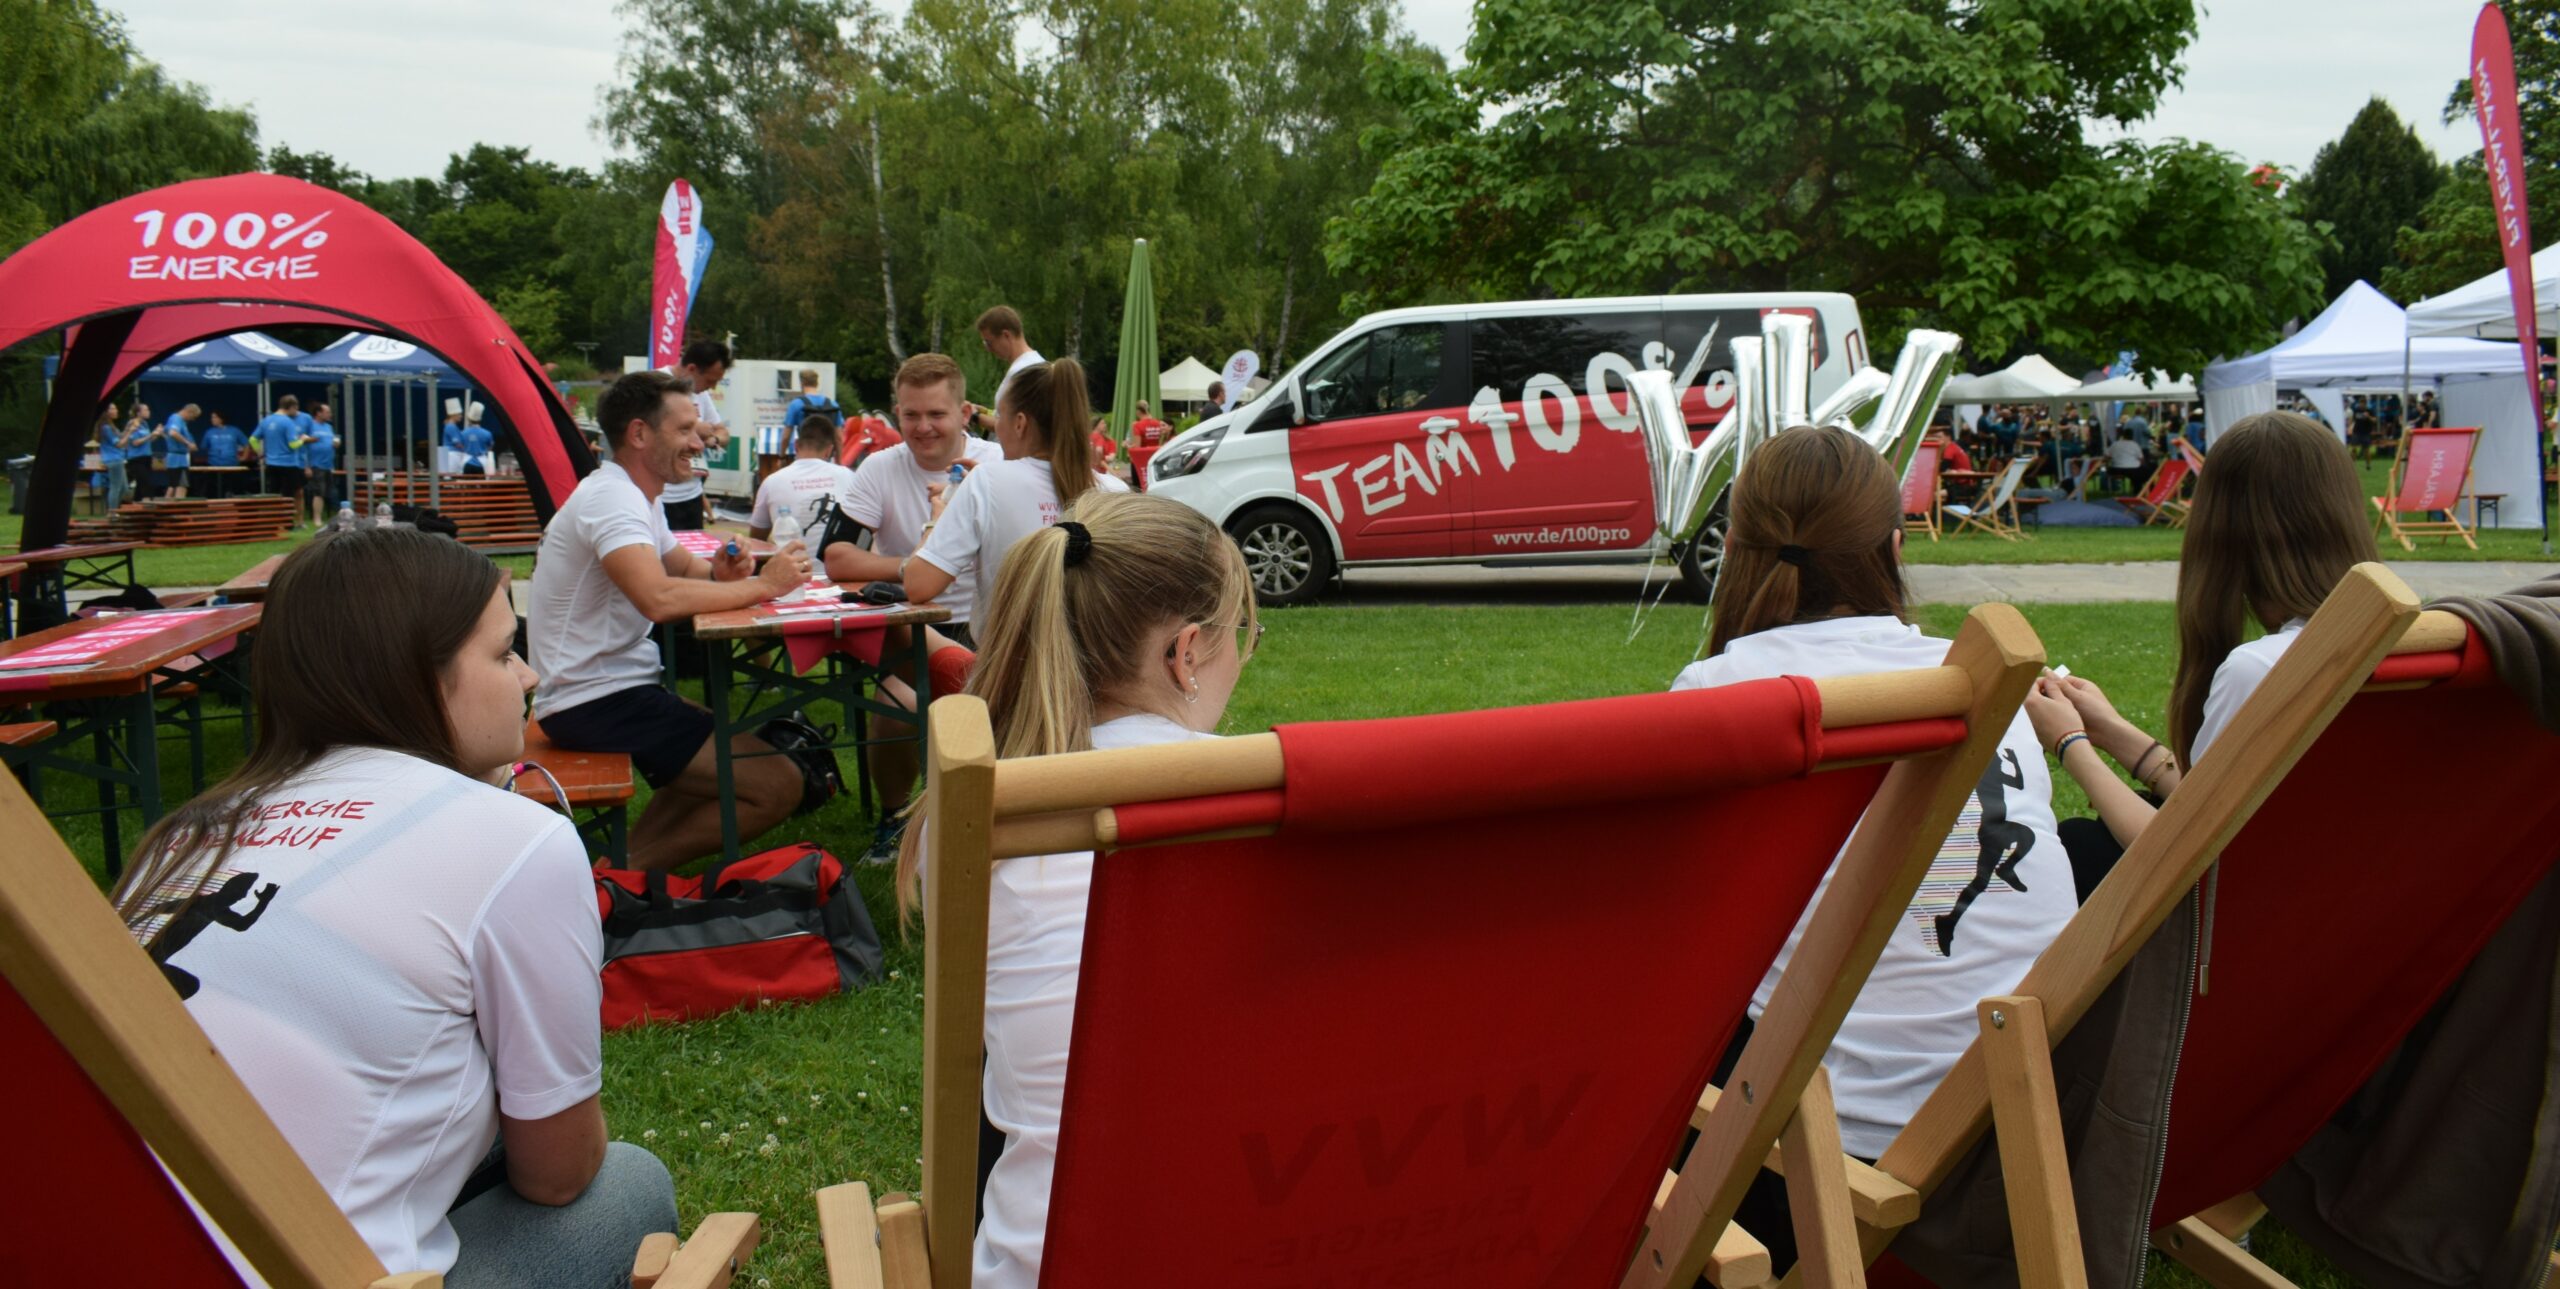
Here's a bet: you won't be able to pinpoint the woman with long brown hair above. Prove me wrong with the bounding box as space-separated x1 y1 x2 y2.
2028 410 2378 857
1670 425 2073 1268
900 490 1258 1289
113 527 675 1287
903 356 1128 617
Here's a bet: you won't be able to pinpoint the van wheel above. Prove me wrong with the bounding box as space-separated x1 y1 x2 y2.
1676 505 1729 604
1233 506 1334 607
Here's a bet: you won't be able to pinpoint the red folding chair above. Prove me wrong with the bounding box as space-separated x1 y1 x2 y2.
1902 443 1943 543
0 777 760 1289
823 608 2049 1288
2372 424 2483 551
2120 456 2191 528
1793 567 2560 1289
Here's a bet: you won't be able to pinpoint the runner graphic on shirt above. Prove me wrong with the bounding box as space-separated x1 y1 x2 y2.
149 868 281 999
1911 749 2035 956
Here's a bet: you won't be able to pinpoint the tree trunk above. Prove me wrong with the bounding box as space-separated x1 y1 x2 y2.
930 312 943 353
868 110 907 363
1065 288 1084 358
1275 249 1297 371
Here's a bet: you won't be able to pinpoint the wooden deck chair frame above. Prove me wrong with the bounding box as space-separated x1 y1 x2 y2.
1903 443 1944 543
820 607 2048 1289
2122 456 2192 528
1942 458 2031 542
2371 424 2482 552
0 776 761 1289
1746 564 2433 1289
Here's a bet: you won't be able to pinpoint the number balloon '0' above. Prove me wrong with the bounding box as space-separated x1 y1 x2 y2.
1859 329 1965 481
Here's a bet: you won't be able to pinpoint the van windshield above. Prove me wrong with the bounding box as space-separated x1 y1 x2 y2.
1298 323 1446 423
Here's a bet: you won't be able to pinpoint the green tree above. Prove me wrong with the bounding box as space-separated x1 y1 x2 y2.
1324 0 2330 375
2388 0 2559 302
2295 99 2446 298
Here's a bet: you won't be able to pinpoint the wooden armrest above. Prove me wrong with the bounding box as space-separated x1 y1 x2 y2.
1651 1171 1773 1289
639 1213 760 1289
875 1192 932 1288
1693 1085 1920 1228
631 1232 680 1287
817 1182 886 1289
370 1276 442 1289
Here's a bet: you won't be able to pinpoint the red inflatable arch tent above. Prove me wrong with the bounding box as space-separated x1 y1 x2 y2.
0 173 595 550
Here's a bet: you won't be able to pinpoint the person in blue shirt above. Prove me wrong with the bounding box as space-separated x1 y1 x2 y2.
441 407 466 451
94 402 127 513
198 412 243 499
256 394 307 514
302 402 340 524
459 416 495 477
783 368 837 429
118 404 156 500
161 404 199 499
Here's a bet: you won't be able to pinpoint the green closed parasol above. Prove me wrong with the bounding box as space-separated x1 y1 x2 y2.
1109 238 1160 452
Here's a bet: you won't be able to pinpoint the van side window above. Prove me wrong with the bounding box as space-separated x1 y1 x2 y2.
1470 313 1660 401
1299 324 1446 423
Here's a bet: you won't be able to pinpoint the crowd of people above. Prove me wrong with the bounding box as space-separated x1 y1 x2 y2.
90 389 499 527
96 286 2445 1287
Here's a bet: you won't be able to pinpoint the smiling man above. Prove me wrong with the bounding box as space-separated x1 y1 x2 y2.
528 369 816 872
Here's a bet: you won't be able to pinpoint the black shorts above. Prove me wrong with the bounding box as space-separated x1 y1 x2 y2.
661 495 705 530
538 685 714 789
264 465 304 497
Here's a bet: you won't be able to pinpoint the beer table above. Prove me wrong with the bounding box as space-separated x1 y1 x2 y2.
692 587 947 863
0 604 261 876
215 553 288 603
10 540 143 622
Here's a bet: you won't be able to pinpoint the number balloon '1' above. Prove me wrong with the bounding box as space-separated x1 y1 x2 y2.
1633 319 1962 548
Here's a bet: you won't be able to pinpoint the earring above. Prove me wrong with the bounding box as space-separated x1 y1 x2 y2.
1185 679 1199 704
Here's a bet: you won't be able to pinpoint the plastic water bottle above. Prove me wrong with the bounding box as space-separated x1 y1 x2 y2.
334 501 356 533
373 500 393 528
770 509 803 551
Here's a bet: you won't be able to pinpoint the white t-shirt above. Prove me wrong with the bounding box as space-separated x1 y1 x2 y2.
1671 616 2073 1158
2107 436 2145 469
913 459 1128 624
2191 618 2304 764
838 438 1006 626
976 713 1216 1289
750 457 856 534
160 747 602 1276
530 462 678 717
996 348 1046 412
658 386 721 504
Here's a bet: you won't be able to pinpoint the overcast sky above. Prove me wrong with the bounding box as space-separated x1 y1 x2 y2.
113 0 2484 181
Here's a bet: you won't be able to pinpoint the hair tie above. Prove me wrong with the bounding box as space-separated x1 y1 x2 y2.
1057 520 1093 567
1775 544 1812 568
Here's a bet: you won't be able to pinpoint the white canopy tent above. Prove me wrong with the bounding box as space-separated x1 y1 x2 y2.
2069 370 2196 402
2405 241 2560 339
1159 355 1220 402
2201 280 2540 529
1943 354 2082 403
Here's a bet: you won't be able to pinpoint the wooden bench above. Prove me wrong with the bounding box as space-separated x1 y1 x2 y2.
353 474 544 552
513 717 637 864
1 721 60 773
70 496 297 547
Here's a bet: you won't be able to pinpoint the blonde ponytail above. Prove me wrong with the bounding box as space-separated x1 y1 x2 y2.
895 490 1255 921
1001 357 1098 508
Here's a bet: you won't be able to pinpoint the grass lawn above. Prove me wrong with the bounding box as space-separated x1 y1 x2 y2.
24 596 2358 1286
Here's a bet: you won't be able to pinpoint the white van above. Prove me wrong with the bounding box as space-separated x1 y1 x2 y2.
1148 293 1866 604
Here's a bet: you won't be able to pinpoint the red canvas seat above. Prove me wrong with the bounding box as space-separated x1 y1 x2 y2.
0 773 759 1288
2372 424 2483 551
2121 456 2191 527
1901 443 1943 542
824 607 2049 1288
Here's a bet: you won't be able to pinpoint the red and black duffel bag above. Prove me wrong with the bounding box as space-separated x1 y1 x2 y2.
593 841 884 1030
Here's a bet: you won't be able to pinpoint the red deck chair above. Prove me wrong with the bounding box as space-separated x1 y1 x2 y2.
2372 424 2482 551
1902 443 1943 543
822 607 2049 1289
1781 567 2560 1289
2119 456 2191 528
0 776 761 1289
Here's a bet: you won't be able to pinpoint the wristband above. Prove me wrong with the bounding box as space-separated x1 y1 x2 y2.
2051 729 2089 759
2133 741 2172 783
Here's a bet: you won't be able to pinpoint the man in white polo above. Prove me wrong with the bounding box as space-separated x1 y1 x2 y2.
657 339 732 530
823 352 1003 857
530 369 814 872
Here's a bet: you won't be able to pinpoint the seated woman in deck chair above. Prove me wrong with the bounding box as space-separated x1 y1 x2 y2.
2029 410 2377 893
108 527 678 1288
1666 425 2076 1272
893 489 1261 1289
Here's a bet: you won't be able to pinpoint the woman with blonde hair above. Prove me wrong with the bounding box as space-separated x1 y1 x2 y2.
1669 425 2074 1271
2026 410 2379 869
900 489 1258 1289
904 356 1128 618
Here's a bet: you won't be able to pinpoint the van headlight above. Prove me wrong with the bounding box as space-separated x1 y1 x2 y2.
1151 424 1227 482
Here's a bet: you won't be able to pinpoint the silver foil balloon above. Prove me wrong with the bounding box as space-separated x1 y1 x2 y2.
1632 368 1720 544
1810 366 1891 431
1760 312 1814 432
1726 336 1767 473
1860 329 1964 481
